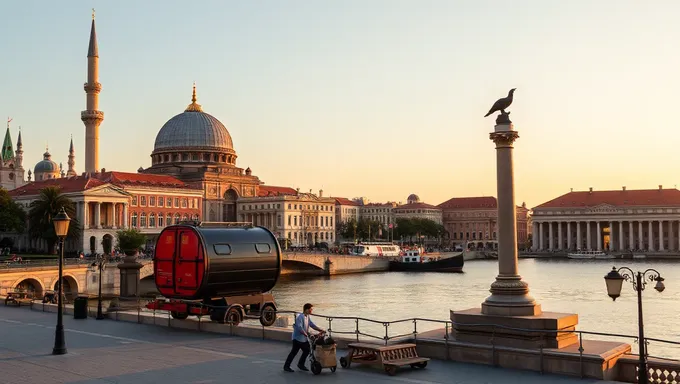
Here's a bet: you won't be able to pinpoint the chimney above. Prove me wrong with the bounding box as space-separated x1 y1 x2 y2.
589 187 593 193
570 188 573 192
622 186 626 191
659 185 663 190
319 189 323 197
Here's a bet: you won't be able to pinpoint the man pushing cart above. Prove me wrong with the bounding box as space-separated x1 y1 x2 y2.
283 303 331 373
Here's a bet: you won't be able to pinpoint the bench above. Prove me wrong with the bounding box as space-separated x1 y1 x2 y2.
339 342 430 376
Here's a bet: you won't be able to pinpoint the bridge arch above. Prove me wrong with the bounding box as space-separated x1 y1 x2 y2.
49 274 80 297
11 276 45 298
281 259 325 273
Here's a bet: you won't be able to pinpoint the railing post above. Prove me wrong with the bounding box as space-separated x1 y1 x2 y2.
327 318 333 338
445 321 450 361
413 319 417 342
355 318 359 342
578 332 584 379
384 322 389 345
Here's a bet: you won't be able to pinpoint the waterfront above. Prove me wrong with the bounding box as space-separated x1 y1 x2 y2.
272 258 680 359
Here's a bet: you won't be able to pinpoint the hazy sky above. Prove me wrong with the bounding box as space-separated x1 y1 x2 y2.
1 1 679 208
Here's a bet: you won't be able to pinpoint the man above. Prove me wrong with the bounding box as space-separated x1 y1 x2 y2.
283 303 324 372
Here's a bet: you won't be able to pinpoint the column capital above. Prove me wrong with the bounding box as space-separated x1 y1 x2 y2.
489 131 519 147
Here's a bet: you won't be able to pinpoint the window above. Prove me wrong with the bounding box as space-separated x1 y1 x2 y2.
288 215 291 226
182 214 189 221
131 212 138 227
294 216 298 226
214 244 232 255
166 213 172 225
255 243 271 254
288 204 291 209
132 196 138 206
158 214 164 227
140 196 147 206
140 213 147 227
173 214 180 224
182 198 188 208
174 198 180 208
166 197 172 208
149 196 156 207
158 197 164 207
149 213 156 228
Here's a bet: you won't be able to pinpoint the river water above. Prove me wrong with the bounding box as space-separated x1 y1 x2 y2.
272 258 680 359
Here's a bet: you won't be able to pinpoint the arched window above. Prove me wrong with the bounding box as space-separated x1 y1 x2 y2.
182 214 189 222
149 213 156 228
131 212 138 227
192 214 199 221
173 213 180 225
166 213 172 225
158 213 164 227
140 213 147 227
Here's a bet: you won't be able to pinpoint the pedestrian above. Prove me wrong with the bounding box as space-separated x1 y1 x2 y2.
283 303 324 372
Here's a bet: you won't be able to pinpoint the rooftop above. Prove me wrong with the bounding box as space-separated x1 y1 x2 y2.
533 187 680 209
8 176 107 196
438 196 498 209
257 185 298 197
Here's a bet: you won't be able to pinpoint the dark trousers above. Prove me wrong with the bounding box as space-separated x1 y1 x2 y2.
284 339 310 368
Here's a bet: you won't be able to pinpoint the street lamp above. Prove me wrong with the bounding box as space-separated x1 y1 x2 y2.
90 256 107 320
604 266 665 384
52 207 71 355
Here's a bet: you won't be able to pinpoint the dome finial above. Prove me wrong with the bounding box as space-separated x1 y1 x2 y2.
92 8 95 20
185 82 203 112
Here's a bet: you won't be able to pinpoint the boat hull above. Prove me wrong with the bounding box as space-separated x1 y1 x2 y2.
389 254 464 272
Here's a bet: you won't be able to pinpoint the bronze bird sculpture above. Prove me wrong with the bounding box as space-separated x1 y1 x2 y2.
484 88 516 117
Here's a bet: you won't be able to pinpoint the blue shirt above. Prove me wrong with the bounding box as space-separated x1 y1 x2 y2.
292 313 317 342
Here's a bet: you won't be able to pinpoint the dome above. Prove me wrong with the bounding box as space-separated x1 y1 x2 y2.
34 150 59 174
407 194 420 203
153 85 234 152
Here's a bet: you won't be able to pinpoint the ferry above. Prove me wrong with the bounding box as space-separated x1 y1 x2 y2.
389 248 464 272
349 242 401 257
567 250 614 259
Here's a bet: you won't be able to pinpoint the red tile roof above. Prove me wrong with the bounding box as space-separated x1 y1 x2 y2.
258 185 297 197
335 197 360 206
438 196 498 209
7 176 107 197
97 171 192 188
533 188 680 209
395 202 441 211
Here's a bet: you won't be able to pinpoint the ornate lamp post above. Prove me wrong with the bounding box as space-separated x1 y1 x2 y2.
52 207 71 355
90 256 107 320
604 266 666 384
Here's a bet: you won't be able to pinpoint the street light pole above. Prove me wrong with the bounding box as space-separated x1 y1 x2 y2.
52 207 71 355
93 256 106 320
604 266 666 384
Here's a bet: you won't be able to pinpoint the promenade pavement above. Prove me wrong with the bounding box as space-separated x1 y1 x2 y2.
0 305 626 384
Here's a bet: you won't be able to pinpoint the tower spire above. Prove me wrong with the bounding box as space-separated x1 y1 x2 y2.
15 126 23 171
185 82 203 112
67 135 77 177
2 118 13 162
82 11 104 173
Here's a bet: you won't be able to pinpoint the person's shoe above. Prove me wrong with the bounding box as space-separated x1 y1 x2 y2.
297 365 309 371
283 366 294 373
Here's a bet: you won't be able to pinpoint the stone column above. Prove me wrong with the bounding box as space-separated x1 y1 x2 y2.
609 221 615 251
548 222 554 250
576 222 582 250
648 221 654 251
112 203 117 228
95 202 101 229
566 221 572 250
659 220 664 251
677 221 680 251
539 222 544 250
638 222 643 249
557 222 563 251
123 203 129 228
84 202 89 229
586 221 592 250
481 122 539 316
596 222 602 250
532 222 538 251
619 221 624 251
629 221 634 250
669 221 675 251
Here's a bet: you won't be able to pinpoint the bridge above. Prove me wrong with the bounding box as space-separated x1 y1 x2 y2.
0 254 387 297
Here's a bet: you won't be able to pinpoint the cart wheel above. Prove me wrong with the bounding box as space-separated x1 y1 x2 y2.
417 361 427 369
330 366 337 373
385 366 397 376
259 303 276 327
225 307 242 326
311 361 322 375
339 357 348 368
170 311 189 320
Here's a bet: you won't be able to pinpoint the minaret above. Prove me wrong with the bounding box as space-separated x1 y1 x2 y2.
67 136 76 177
15 127 23 170
81 9 104 174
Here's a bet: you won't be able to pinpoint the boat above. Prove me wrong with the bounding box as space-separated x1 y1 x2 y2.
633 254 647 259
389 248 464 272
349 242 401 257
567 250 611 259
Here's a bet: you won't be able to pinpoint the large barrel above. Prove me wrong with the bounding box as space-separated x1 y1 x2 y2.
153 223 281 300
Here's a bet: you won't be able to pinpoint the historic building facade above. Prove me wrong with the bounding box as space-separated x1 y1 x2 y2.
393 194 443 224
237 187 336 246
334 197 360 226
361 202 398 226
0 121 25 190
531 186 680 252
438 196 530 247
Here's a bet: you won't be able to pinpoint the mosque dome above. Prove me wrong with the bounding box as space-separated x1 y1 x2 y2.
407 194 421 204
153 85 234 152
33 150 60 181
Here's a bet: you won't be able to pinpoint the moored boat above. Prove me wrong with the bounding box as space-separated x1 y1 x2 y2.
389 248 464 272
567 250 609 259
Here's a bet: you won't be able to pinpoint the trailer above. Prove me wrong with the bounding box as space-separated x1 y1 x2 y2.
145 222 281 326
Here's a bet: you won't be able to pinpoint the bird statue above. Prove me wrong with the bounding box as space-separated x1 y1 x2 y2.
484 88 516 117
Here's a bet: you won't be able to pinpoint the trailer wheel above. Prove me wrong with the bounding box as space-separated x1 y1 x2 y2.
225 307 242 325
259 304 276 327
170 311 189 320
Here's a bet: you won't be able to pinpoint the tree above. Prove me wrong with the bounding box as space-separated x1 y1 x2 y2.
27 186 80 254
0 187 26 233
338 218 358 241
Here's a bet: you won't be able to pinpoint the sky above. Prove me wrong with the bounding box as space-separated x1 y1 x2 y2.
1 1 679 209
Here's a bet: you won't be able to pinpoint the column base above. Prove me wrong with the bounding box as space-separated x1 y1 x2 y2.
482 274 541 316
451 307 579 349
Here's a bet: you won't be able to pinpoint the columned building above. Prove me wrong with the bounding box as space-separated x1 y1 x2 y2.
532 186 680 252
393 194 442 224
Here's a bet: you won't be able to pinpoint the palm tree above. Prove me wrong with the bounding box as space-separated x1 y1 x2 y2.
28 186 80 254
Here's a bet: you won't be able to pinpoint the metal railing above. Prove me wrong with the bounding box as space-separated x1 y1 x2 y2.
26 296 680 382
